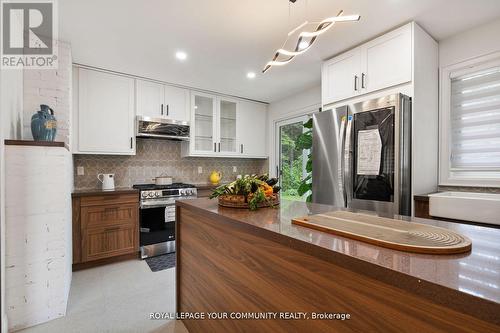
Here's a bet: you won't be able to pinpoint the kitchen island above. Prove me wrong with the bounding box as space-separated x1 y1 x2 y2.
175 198 500 333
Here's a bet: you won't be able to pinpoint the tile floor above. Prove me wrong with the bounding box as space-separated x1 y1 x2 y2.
19 259 187 333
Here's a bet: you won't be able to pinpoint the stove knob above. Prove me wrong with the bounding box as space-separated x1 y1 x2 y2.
186 189 192 196
141 192 147 198
155 192 160 198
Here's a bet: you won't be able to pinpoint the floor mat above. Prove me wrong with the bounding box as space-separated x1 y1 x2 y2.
145 252 176 272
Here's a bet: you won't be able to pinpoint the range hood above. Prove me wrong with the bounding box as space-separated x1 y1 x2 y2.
136 116 190 141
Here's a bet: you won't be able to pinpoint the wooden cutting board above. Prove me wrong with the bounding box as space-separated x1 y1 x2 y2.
292 211 472 254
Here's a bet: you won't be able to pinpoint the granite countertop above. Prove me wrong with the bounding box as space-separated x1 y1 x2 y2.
177 198 500 324
72 187 139 197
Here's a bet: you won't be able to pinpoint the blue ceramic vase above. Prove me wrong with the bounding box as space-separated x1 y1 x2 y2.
31 104 57 141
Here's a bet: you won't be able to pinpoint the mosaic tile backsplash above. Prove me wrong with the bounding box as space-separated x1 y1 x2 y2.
74 138 268 190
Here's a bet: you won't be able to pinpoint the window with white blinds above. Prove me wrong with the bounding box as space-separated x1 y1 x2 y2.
450 65 500 170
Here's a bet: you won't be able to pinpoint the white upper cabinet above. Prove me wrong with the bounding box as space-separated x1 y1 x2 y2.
237 101 267 158
74 69 266 158
164 85 190 122
74 68 135 155
362 24 412 93
136 80 164 118
217 97 238 155
182 92 268 158
322 49 362 103
322 23 413 105
191 92 217 154
136 79 189 121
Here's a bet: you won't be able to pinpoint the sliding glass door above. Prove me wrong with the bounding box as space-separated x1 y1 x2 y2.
275 116 309 201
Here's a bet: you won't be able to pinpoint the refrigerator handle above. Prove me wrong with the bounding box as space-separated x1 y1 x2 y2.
338 117 347 205
344 117 353 207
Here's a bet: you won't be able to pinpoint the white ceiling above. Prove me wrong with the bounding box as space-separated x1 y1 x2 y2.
59 0 500 103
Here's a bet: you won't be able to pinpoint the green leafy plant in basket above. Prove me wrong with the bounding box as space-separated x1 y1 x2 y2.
209 174 281 211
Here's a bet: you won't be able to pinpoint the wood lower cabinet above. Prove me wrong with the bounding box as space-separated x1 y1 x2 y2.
82 224 137 262
81 203 137 229
72 191 139 269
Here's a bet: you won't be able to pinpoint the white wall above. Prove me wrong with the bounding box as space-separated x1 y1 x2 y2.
5 146 72 331
23 41 72 148
267 84 321 176
439 17 500 68
0 68 24 333
1 39 72 333
438 17 500 188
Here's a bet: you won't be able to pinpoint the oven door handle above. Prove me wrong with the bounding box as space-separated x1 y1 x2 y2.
139 196 197 209
140 203 175 209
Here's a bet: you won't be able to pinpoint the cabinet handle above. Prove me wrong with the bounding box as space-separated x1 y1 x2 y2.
130 137 133 149
214 142 217 152
166 104 169 116
161 103 164 115
218 142 220 152
354 75 358 91
361 73 366 89
240 144 243 154
104 226 121 232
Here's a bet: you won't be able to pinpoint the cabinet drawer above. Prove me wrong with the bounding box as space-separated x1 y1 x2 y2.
80 193 138 207
81 203 137 229
82 224 137 262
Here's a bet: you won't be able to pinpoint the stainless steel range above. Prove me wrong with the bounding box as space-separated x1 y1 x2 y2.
133 183 197 259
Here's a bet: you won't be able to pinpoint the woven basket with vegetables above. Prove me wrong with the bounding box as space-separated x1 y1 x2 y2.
209 174 280 210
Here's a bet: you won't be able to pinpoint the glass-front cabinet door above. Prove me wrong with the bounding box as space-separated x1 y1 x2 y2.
192 93 216 153
217 98 238 154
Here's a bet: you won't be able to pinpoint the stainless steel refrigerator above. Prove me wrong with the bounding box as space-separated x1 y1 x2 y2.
312 93 411 216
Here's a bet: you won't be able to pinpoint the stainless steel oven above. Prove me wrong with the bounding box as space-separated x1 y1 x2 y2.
133 183 197 258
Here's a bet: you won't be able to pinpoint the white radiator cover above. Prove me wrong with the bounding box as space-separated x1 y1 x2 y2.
5 145 72 331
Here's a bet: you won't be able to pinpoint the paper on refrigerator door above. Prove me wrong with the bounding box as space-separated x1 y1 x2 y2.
356 129 382 175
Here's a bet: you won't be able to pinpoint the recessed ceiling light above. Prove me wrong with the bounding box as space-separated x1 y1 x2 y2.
298 41 309 50
175 51 187 60
247 72 256 79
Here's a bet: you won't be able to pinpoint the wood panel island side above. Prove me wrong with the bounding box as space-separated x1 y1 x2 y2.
175 198 500 333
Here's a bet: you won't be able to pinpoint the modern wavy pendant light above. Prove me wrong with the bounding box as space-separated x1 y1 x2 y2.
262 0 360 73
